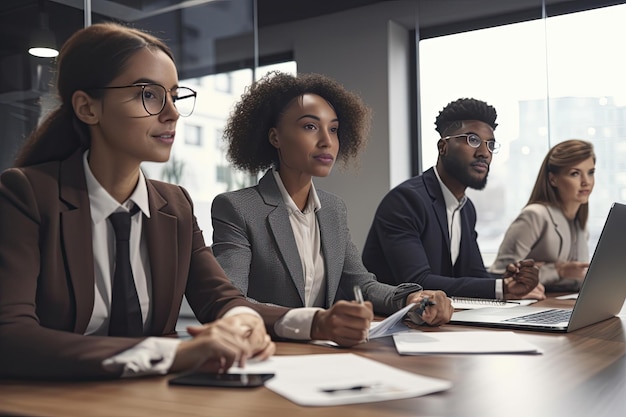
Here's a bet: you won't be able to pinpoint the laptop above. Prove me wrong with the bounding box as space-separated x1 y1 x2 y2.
451 202 626 332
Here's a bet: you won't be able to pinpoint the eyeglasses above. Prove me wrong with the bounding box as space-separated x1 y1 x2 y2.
441 133 501 154
91 83 197 117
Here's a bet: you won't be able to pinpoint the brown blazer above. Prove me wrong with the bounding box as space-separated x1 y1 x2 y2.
0 150 288 379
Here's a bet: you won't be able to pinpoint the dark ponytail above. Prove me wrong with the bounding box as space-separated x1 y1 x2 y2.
14 22 173 167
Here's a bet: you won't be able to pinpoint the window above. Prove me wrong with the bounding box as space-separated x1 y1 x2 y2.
184 124 203 146
142 61 297 240
213 73 232 93
419 4 626 264
214 128 224 150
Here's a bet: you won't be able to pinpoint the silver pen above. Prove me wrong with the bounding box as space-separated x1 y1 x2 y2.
353 285 365 304
353 285 368 342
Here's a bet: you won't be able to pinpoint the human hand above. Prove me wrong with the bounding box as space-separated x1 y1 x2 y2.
406 290 453 326
556 261 589 280
502 259 540 299
520 282 546 300
311 300 373 347
171 314 275 373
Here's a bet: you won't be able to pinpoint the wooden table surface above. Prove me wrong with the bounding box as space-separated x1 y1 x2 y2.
1 296 625 417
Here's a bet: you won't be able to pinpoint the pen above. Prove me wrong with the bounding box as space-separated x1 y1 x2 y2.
353 285 369 342
353 285 365 304
413 296 436 316
320 384 375 394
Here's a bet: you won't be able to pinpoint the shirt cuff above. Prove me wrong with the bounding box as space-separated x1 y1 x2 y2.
102 337 181 378
496 279 504 299
222 306 261 319
274 307 322 340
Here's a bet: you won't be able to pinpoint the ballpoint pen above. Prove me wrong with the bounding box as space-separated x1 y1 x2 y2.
353 285 368 342
413 296 436 316
353 285 365 304
320 384 379 393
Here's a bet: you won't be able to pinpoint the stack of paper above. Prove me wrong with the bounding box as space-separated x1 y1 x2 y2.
392 331 541 355
229 353 451 406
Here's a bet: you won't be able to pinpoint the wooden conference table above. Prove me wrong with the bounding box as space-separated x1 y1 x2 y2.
1 296 625 417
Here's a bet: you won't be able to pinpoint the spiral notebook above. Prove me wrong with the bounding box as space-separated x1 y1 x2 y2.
451 202 626 332
451 297 537 310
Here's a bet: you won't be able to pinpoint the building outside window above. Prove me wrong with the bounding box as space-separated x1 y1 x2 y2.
418 4 626 264
142 61 297 240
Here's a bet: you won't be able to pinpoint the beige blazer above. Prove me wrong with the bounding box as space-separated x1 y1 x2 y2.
0 151 287 379
488 203 589 287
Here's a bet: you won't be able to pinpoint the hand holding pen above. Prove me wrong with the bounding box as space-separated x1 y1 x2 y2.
309 287 373 347
406 290 453 326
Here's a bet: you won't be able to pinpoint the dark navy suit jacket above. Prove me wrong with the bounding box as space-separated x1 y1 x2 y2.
362 167 497 298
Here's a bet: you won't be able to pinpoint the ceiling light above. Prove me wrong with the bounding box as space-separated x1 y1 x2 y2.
29 1 59 58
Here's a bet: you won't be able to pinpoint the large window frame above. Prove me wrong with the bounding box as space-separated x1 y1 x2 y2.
417 1 626 264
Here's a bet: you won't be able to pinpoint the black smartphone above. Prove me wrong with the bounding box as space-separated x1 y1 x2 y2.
168 372 275 388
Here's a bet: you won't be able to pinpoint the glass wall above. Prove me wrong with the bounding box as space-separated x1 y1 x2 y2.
0 0 296 240
418 3 626 264
142 61 297 238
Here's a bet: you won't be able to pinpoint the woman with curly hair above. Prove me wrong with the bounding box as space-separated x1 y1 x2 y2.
211 72 453 347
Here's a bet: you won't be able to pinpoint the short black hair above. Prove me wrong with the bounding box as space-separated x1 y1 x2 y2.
434 98 498 137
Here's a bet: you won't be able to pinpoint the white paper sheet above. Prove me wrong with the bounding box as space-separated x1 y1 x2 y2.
230 353 451 406
368 302 416 339
310 303 416 347
555 293 579 300
393 331 541 355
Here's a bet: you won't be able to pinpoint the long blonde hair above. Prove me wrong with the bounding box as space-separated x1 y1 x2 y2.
527 139 595 228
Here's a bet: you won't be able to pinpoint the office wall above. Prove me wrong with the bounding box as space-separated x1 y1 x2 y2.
258 1 419 251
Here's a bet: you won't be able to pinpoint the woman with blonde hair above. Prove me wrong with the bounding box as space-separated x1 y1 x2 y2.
489 139 595 292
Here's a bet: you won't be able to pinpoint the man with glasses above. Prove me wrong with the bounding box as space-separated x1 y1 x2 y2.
362 98 544 300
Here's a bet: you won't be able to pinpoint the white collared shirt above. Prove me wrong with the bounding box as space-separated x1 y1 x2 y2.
84 152 152 335
270 170 326 340
83 152 255 377
433 166 467 265
433 166 502 298
272 170 326 307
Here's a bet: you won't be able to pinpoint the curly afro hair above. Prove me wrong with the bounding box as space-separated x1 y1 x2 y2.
434 98 498 137
223 71 372 174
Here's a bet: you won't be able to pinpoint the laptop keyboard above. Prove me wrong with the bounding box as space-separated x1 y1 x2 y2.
504 309 571 324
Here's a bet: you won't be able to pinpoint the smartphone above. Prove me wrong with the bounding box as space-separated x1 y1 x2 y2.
168 372 275 388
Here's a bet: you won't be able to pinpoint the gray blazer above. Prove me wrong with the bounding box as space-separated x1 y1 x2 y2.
211 170 420 316
488 203 589 288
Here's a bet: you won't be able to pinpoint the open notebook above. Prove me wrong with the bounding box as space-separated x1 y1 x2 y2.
451 202 626 332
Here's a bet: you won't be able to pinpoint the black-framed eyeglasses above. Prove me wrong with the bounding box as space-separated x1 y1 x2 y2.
441 133 501 154
91 83 197 117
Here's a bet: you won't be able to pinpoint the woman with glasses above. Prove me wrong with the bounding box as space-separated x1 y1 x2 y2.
211 71 453 347
489 140 596 292
0 22 287 379
362 98 544 301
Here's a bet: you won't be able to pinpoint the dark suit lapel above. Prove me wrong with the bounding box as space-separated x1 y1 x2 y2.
424 169 451 248
423 168 453 272
316 195 342 307
455 208 474 274
144 181 177 335
58 152 95 333
259 172 306 304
